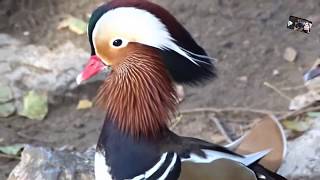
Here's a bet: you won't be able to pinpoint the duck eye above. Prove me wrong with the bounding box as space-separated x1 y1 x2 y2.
112 39 123 47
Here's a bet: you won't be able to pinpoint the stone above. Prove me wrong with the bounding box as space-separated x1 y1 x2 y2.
283 47 298 62
0 33 93 97
0 102 15 117
0 62 11 74
0 84 13 103
0 34 20 47
238 76 248 83
279 119 320 180
242 40 250 46
8 145 95 180
273 69 280 76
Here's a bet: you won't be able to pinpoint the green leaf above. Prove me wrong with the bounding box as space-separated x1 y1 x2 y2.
0 144 24 156
282 119 312 132
19 91 48 121
0 85 13 103
57 16 87 35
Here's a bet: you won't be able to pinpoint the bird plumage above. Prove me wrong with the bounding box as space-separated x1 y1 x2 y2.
96 45 176 137
88 0 215 84
77 0 287 179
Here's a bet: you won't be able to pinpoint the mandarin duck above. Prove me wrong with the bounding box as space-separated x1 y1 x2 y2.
77 0 287 179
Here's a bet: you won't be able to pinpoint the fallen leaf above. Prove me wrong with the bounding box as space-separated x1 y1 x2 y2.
57 16 87 35
282 119 312 132
0 144 24 156
307 112 320 118
0 85 13 103
77 99 93 110
19 91 48 121
0 102 15 117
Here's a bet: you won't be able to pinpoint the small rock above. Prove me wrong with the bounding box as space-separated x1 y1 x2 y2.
283 47 298 62
0 84 13 103
73 122 85 129
23 31 30 36
0 34 20 47
222 41 234 48
8 145 94 180
272 69 280 76
238 76 248 83
0 102 16 117
242 40 250 46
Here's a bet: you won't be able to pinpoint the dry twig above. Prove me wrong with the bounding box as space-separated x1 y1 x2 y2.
264 82 292 101
180 107 286 116
280 85 306 91
278 105 320 121
210 116 232 143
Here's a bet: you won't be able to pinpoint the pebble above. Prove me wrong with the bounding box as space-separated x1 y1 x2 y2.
283 47 298 62
238 76 248 83
242 40 250 46
273 69 280 76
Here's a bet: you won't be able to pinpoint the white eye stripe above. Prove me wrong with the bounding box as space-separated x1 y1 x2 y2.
92 7 197 65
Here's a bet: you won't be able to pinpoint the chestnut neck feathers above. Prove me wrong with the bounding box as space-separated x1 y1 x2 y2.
96 45 177 137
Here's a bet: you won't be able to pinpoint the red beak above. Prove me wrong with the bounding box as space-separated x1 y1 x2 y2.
77 55 106 85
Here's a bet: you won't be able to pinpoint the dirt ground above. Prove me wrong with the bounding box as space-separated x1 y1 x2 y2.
0 0 319 179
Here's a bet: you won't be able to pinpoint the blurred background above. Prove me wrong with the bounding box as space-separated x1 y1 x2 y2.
0 0 319 179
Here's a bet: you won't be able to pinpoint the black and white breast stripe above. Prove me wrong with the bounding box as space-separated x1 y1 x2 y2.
129 152 181 180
